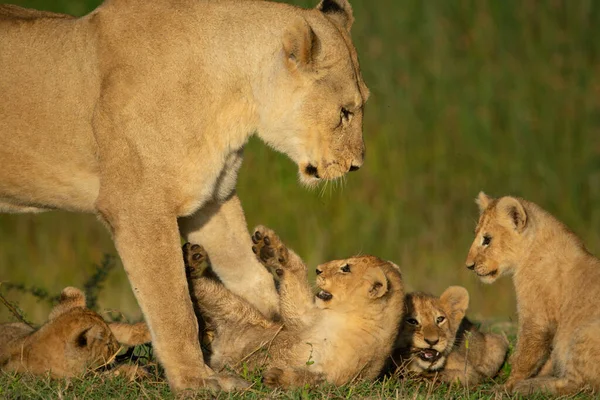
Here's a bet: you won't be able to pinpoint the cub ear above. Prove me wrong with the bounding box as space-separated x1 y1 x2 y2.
439 286 469 325
317 0 354 31
364 266 389 299
282 17 319 70
475 191 492 214
49 287 86 320
109 321 152 346
497 196 527 232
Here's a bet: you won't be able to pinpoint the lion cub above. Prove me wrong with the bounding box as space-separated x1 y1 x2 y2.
184 226 405 388
392 286 508 386
466 192 600 395
0 287 150 378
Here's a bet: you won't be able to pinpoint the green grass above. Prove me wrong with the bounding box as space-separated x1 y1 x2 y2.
1 0 599 346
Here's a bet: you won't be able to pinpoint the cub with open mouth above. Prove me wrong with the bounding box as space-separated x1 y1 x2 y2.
392 286 508 386
181 226 404 388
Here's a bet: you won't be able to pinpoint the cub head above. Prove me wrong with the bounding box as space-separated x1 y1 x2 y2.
465 192 530 283
314 255 403 313
395 286 469 373
255 0 369 187
11 287 150 377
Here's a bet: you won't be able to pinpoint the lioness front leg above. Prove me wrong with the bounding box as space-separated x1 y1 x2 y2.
179 195 280 319
251 225 315 326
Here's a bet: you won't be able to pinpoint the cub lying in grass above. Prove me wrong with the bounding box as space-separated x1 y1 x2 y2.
466 192 600 395
0 287 150 378
392 286 508 386
183 226 405 388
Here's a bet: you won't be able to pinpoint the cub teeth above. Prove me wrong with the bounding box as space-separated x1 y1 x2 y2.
316 290 333 301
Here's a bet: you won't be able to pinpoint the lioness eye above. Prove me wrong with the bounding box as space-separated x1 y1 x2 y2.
341 264 351 273
340 107 352 124
482 235 492 246
436 316 445 324
406 318 419 326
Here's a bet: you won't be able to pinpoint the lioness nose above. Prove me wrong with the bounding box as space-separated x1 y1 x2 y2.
425 337 439 346
466 263 475 270
315 268 323 275
349 164 360 172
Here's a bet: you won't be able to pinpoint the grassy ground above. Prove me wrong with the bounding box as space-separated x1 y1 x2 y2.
0 4 599 398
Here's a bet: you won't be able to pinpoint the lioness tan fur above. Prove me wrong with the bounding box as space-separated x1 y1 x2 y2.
466 192 600 395
0 0 368 391
0 287 150 378
181 226 404 388
392 287 508 386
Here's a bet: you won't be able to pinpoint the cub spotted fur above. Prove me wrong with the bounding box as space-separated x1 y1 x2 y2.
466 192 600 395
1 0 367 391
0 287 150 378
183 226 404 388
392 287 508 386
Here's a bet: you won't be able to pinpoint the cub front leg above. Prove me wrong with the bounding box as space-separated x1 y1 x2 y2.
179 195 279 319
251 225 315 326
505 316 552 391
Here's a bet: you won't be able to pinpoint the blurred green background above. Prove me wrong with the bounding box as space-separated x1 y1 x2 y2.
1 0 599 324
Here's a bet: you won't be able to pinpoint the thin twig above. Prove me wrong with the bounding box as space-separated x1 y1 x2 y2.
0 285 35 328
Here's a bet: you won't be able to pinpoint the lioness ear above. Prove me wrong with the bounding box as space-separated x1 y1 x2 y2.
475 191 492 214
317 0 354 31
49 287 86 320
282 17 319 70
109 321 152 346
364 266 388 299
497 196 527 232
439 286 469 325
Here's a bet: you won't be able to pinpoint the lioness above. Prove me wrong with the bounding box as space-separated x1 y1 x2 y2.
0 287 150 378
466 192 600 395
392 287 508 386
182 226 404 388
0 0 368 390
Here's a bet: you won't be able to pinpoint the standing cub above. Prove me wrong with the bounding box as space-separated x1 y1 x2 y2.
393 287 508 385
0 287 150 378
185 226 405 388
466 192 600 395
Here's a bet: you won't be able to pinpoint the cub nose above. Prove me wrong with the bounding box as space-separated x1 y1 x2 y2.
425 337 439 346
466 263 475 270
315 268 323 275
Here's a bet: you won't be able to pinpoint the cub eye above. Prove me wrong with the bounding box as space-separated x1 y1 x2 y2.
340 107 353 125
341 264 351 273
406 318 419 326
436 316 446 324
482 235 492 246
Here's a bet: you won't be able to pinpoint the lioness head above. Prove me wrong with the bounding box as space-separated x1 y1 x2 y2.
395 286 469 373
314 255 403 312
465 192 530 283
255 0 369 187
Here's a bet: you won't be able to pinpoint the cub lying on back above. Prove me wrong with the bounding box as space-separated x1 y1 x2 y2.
392 286 508 385
0 287 150 378
466 192 600 395
184 226 405 388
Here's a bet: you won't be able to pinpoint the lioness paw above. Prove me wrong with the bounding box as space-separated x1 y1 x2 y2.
182 243 209 280
251 226 289 273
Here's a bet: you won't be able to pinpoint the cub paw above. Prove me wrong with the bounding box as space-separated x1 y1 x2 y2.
182 243 209 280
262 367 284 388
251 226 289 275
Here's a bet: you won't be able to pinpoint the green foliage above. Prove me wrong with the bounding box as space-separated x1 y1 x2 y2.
1 0 599 323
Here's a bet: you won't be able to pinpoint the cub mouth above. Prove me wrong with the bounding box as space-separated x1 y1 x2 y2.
417 349 442 363
476 269 498 278
316 290 333 301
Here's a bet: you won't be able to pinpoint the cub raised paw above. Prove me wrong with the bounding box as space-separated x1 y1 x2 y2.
182 242 210 280
251 225 290 274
